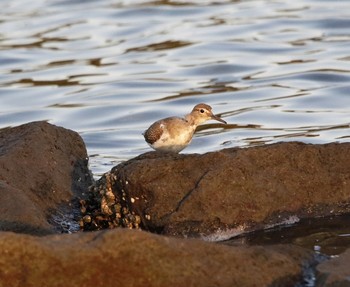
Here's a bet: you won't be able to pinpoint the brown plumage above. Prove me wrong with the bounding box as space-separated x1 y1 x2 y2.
143 103 227 153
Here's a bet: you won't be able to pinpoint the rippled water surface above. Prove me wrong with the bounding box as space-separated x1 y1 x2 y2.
1 0 350 255
1 0 350 176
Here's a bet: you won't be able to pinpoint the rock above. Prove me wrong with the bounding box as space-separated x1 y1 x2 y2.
81 142 350 237
316 248 350 286
0 121 92 235
0 181 51 234
0 228 314 287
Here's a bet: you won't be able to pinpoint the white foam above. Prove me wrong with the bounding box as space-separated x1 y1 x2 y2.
201 225 248 242
264 215 300 230
201 215 300 242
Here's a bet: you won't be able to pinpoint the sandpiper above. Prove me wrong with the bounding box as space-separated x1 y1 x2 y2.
143 103 227 153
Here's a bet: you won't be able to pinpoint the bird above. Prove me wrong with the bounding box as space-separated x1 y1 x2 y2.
143 103 227 153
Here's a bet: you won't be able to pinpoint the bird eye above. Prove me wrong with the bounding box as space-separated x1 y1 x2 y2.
200 109 205 113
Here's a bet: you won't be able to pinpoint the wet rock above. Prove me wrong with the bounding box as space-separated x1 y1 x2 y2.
0 121 92 235
81 142 350 237
316 248 350 286
0 228 313 287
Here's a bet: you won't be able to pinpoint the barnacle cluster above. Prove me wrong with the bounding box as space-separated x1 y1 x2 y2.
79 171 141 231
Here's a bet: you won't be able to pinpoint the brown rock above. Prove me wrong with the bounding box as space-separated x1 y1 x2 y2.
0 181 51 234
0 229 313 287
0 121 92 235
81 142 350 237
316 248 350 286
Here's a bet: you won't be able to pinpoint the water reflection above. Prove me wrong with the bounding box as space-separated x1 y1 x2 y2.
225 215 350 256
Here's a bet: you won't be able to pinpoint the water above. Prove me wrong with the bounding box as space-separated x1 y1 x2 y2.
225 214 350 256
1 0 350 256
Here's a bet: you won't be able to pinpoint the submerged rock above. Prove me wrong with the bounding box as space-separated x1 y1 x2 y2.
0 121 92 235
81 142 350 237
0 228 314 287
316 247 350 286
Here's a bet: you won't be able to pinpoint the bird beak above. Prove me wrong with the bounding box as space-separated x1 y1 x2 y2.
211 114 227 124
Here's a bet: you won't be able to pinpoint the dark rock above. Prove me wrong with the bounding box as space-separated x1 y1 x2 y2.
316 248 350 286
0 121 92 235
0 181 51 234
81 142 350 237
0 228 313 287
